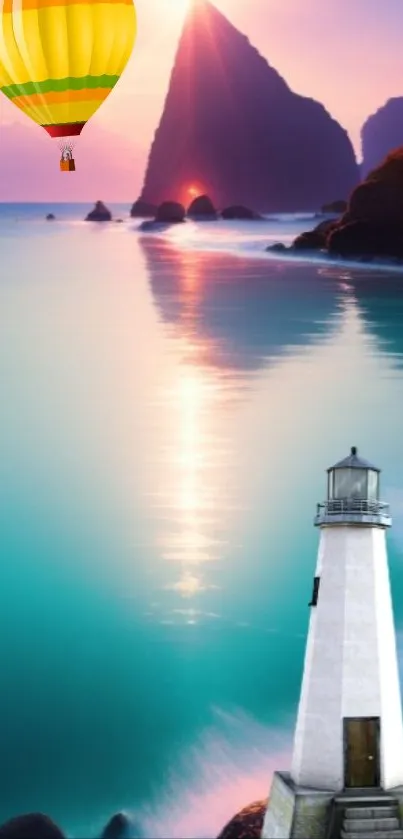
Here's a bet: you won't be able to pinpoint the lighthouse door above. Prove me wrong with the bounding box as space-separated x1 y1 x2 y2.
343 717 381 788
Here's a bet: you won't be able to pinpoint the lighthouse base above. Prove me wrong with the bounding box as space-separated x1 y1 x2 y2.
262 772 334 839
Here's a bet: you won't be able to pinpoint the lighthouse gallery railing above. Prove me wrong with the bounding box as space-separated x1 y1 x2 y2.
316 499 390 517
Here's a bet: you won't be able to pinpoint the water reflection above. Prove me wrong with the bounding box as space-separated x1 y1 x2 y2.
141 239 343 616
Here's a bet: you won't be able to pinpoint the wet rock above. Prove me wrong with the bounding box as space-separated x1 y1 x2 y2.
101 811 135 838
187 194 217 220
156 201 185 223
221 205 261 220
85 201 112 222
327 220 403 258
217 799 267 839
130 200 158 218
292 230 326 250
46 213 56 221
0 814 66 839
266 242 288 252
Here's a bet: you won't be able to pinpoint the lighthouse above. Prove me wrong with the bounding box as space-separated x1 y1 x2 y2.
263 448 403 839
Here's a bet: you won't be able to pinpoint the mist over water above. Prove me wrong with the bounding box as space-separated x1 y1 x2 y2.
1 208 403 837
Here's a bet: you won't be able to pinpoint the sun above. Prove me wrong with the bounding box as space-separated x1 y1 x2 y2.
188 185 200 198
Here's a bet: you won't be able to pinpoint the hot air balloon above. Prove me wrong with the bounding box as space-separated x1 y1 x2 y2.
0 0 136 171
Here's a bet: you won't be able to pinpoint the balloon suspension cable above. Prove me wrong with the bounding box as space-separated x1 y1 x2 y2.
58 139 75 154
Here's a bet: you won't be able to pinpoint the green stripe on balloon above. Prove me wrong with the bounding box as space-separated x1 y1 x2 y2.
1 73 120 99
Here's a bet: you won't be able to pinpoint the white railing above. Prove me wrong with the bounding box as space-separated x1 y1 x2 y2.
316 499 390 517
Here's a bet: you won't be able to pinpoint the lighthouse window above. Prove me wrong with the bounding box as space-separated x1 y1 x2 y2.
333 468 367 500
367 470 379 500
309 576 320 607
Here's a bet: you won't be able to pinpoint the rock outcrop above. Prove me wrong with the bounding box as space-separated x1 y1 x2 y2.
85 201 112 222
361 98 403 177
138 0 359 213
46 213 56 221
156 201 185 223
221 205 261 220
0 814 66 838
101 812 135 838
130 200 158 218
187 194 217 219
276 148 403 260
216 799 267 839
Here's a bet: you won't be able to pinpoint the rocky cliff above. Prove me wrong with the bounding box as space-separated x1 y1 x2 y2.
361 98 403 177
139 0 359 212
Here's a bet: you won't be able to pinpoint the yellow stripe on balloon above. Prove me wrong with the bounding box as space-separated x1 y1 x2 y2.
10 97 108 124
11 84 111 107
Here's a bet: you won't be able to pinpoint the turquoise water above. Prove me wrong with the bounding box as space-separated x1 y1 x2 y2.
1 211 403 837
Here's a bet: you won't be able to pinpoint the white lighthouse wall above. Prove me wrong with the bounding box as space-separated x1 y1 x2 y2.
291 526 403 791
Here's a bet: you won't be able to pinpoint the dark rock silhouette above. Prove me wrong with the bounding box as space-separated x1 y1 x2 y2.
361 98 403 176
291 218 339 251
85 201 112 222
130 200 158 218
138 0 359 212
321 200 347 214
327 149 403 257
221 205 261 220
217 799 267 839
156 201 185 223
187 193 217 219
45 213 56 221
101 811 135 838
0 814 65 839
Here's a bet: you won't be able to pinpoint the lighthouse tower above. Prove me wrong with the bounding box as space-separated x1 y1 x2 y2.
263 447 403 839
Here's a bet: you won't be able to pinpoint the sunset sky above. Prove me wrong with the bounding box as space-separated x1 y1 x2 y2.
1 0 403 201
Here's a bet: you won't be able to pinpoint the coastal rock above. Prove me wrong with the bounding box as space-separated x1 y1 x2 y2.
328 220 403 258
292 218 339 250
138 0 359 212
326 149 403 257
46 213 56 221
85 201 112 222
216 799 267 839
187 194 217 219
0 814 66 838
361 98 403 176
101 812 135 838
221 205 261 220
321 200 347 214
156 201 185 223
266 242 288 252
130 200 158 218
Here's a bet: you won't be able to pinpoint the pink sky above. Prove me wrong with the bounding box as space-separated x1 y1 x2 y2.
1 0 403 201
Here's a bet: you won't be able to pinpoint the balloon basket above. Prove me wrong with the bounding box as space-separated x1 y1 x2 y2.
60 158 75 172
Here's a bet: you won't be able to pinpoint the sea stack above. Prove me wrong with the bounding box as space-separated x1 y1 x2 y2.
262 448 403 838
138 0 359 212
362 98 403 177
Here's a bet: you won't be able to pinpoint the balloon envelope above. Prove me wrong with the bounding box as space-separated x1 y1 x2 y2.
0 0 136 137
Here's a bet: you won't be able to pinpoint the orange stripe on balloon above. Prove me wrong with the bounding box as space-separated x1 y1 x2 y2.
11 86 111 108
2 0 132 12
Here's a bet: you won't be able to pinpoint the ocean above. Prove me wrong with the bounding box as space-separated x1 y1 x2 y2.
1 204 403 837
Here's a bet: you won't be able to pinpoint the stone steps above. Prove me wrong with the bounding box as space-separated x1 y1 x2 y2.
340 799 403 839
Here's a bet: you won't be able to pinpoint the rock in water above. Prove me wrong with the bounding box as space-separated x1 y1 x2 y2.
221 205 261 220
0 814 66 838
139 0 359 212
85 201 112 222
187 194 217 219
130 200 158 218
101 812 136 838
361 98 403 177
327 148 403 257
217 799 267 839
46 213 56 220
156 201 185 223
